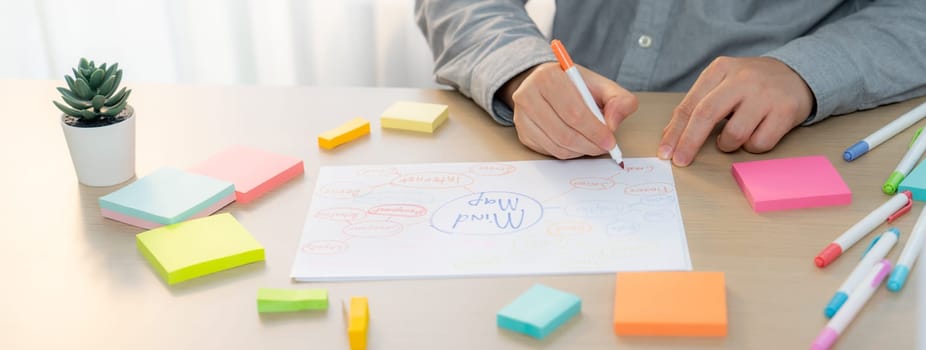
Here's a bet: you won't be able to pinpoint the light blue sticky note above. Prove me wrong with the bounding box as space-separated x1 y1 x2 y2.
497 284 581 339
899 160 926 202
99 167 235 225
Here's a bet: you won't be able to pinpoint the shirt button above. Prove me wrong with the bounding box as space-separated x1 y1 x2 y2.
638 35 652 48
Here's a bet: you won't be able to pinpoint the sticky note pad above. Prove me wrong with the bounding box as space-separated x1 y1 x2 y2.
731 155 851 212
899 160 926 201
100 167 235 228
257 288 328 312
188 145 304 204
344 297 369 350
318 117 370 149
497 284 581 340
136 213 265 285
380 101 448 133
613 271 727 337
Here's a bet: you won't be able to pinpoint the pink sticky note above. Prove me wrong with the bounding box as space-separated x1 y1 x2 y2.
189 145 304 204
731 155 851 212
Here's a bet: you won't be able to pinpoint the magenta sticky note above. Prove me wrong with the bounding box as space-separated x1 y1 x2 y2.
731 155 851 212
189 145 304 204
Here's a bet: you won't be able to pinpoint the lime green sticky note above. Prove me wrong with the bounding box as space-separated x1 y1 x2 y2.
257 288 328 312
136 213 265 285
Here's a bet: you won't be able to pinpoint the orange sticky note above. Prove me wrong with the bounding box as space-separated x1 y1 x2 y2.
318 117 371 149
613 271 727 337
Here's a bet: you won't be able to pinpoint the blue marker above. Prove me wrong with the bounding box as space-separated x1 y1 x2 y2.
888 205 926 291
823 228 899 318
845 101 926 161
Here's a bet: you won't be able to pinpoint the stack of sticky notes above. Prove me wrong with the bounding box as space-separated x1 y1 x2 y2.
497 284 581 340
380 101 449 133
257 288 328 312
731 155 851 212
188 145 304 204
613 271 727 337
136 213 265 285
344 297 369 350
899 160 926 201
318 117 371 149
100 167 235 228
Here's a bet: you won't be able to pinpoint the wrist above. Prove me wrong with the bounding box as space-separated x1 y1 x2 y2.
497 64 542 109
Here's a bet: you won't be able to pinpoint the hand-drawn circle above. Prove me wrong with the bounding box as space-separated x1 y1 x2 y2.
640 194 676 206
314 207 366 222
431 191 543 235
342 220 404 238
302 240 349 255
546 221 593 236
569 177 616 190
391 172 475 189
367 204 428 218
468 164 517 176
624 182 675 196
318 181 373 199
356 167 399 177
565 200 621 218
606 221 639 237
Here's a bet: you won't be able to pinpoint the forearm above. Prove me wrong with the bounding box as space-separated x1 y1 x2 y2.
763 0 926 124
415 0 555 125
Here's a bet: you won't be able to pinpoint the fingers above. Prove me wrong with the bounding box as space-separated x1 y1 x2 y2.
716 98 768 153
536 69 616 152
514 109 581 159
670 80 742 166
580 66 638 129
659 58 729 161
743 109 798 154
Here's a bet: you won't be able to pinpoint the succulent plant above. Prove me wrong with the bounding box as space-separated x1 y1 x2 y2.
53 58 131 124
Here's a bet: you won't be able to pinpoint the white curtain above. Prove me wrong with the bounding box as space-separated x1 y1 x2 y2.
0 0 554 88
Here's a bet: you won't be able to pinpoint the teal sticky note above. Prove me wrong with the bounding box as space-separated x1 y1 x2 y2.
899 160 926 201
497 284 581 339
100 167 235 225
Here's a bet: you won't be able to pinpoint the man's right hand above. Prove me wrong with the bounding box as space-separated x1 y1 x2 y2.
498 62 638 159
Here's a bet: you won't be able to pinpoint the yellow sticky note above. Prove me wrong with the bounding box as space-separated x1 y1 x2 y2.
380 101 448 133
318 117 371 149
343 297 369 350
136 213 265 285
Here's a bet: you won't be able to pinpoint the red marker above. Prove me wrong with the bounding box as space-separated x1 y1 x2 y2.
814 191 912 267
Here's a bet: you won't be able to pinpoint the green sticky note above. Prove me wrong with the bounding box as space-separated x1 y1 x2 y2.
257 288 328 312
497 284 581 339
136 213 265 285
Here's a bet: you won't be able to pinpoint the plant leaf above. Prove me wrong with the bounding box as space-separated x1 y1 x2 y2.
104 88 129 106
74 78 93 99
65 75 76 92
59 90 92 109
99 63 107 72
91 95 105 111
89 69 104 90
78 109 97 120
98 75 116 96
53 100 82 117
78 58 89 70
101 96 128 116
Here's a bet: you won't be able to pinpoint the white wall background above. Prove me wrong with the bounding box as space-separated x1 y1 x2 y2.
0 0 554 88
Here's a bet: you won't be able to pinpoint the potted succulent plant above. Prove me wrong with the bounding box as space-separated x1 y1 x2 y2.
54 58 134 186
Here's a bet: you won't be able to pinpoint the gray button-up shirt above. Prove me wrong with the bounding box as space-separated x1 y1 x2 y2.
415 0 926 126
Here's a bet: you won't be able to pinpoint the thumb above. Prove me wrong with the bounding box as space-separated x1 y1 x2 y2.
578 66 638 130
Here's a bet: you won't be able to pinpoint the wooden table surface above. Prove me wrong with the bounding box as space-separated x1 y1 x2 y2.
2 80 923 349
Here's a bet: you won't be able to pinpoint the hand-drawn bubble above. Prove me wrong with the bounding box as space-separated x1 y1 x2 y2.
606 221 639 237
569 177 616 190
356 167 399 177
354 191 435 206
640 194 676 206
391 172 475 189
431 191 543 235
644 210 676 222
623 165 655 173
468 163 517 176
565 200 621 218
546 221 593 236
318 181 373 199
342 220 404 238
302 240 349 255
314 207 366 222
624 182 675 196
367 204 428 218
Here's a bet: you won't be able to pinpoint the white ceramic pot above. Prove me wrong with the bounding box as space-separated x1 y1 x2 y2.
60 106 136 186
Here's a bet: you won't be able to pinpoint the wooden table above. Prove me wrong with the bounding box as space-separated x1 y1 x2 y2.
3 80 923 349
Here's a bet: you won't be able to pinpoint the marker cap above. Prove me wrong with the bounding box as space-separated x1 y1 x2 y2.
883 171 905 195
843 141 869 162
815 243 843 268
811 327 839 350
824 292 849 319
887 265 910 292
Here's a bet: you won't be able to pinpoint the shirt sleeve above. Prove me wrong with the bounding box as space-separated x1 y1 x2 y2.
763 0 926 125
415 0 557 125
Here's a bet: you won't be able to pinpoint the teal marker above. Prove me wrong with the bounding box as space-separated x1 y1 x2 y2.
883 127 926 194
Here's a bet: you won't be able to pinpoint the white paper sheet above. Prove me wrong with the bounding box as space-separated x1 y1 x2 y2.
290 158 691 281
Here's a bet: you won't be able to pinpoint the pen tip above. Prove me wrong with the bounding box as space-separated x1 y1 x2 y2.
618 161 625 169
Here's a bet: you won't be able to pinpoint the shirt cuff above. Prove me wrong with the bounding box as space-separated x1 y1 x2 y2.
471 36 557 126
763 35 861 126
